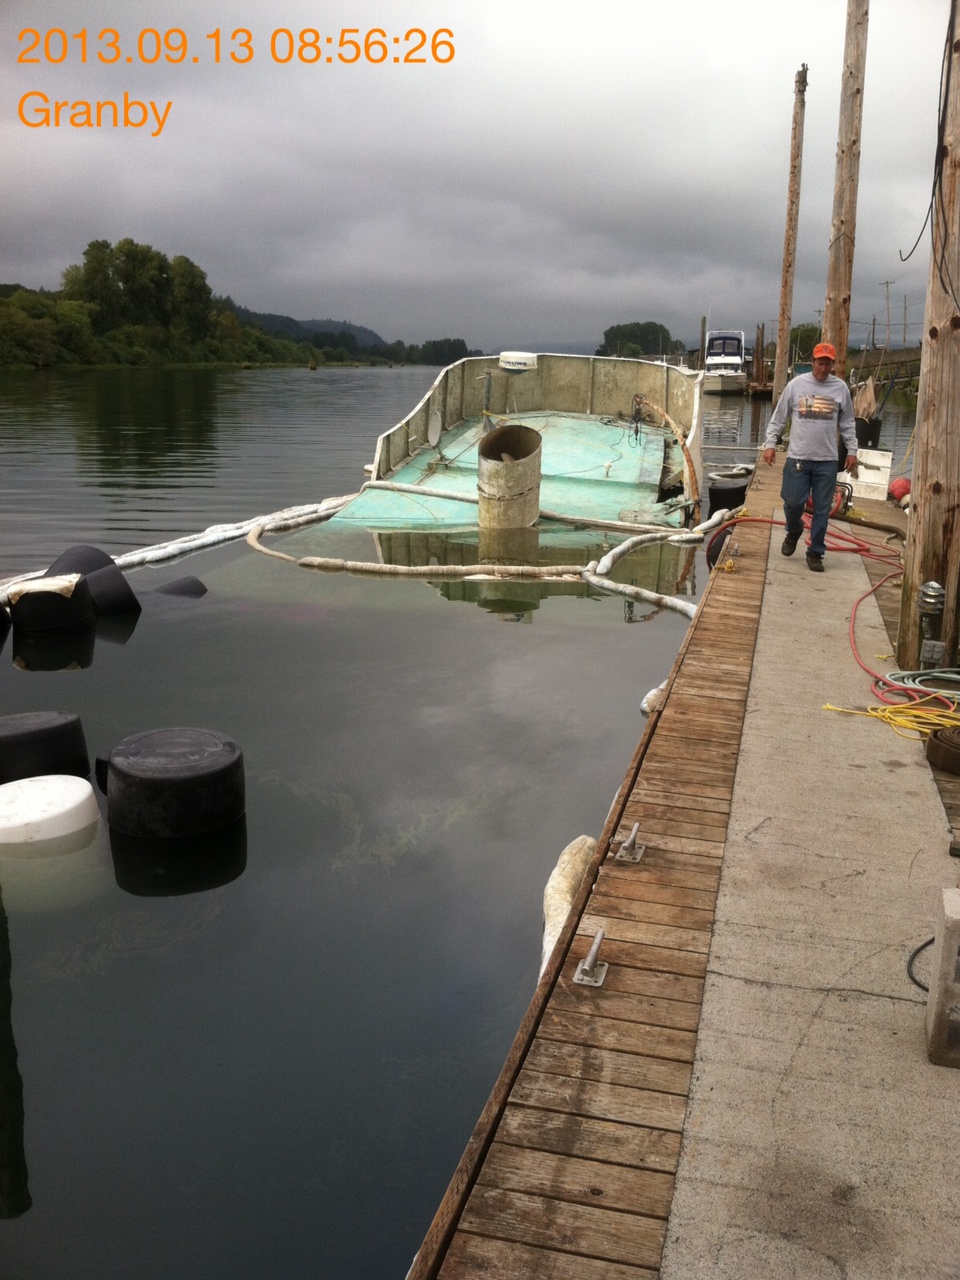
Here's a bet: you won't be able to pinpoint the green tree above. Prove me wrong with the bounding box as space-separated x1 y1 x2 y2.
112 238 172 327
419 338 468 365
62 239 120 332
789 323 821 361
595 322 678 357
170 255 212 342
54 299 102 362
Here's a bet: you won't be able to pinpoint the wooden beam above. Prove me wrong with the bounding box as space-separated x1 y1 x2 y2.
774 64 808 401
823 1 870 376
898 6 960 668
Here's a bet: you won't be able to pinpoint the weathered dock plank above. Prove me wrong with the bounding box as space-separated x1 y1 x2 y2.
439 1233 658 1279
454 1186 666 1270
506 1071 689 1133
477 1143 675 1218
594 871 719 912
566 935 710 978
495 1105 682 1172
587 892 717 932
524 1037 693 1093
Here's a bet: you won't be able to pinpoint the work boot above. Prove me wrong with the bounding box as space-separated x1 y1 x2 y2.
781 534 799 557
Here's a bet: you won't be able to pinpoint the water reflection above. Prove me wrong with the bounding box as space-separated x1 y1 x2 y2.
374 525 696 616
0 819 117 1222
110 818 247 897
0 368 219 468
0 887 29 1219
75 369 221 474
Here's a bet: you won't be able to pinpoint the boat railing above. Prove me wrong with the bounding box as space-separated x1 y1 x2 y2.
370 354 704 495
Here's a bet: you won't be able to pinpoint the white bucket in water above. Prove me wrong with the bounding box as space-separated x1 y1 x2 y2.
477 423 542 529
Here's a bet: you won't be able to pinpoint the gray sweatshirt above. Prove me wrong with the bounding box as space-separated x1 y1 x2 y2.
764 371 857 461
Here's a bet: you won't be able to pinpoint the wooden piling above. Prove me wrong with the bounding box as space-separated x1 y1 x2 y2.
823 1 870 376
897 6 960 669
774 64 808 402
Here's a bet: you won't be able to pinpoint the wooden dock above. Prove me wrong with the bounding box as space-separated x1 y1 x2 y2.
409 510 770 1278
407 463 948 1279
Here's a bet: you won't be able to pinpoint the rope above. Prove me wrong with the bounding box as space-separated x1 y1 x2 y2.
245 505 736 616
822 696 960 740
817 553 960 735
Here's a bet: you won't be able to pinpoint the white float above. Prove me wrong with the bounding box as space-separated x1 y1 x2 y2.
0 775 100 845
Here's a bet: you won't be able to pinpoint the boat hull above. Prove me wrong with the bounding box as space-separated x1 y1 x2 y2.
353 353 703 536
703 370 747 395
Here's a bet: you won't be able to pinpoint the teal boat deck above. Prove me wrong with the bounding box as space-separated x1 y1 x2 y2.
329 412 686 530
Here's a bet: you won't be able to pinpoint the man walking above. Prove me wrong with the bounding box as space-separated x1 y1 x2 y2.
762 341 858 572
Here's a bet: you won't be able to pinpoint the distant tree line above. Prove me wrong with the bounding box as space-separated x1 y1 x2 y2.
0 238 477 368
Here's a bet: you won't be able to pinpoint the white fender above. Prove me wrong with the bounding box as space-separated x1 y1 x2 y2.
540 834 596 977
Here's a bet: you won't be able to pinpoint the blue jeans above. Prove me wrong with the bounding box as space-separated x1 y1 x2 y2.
780 458 837 557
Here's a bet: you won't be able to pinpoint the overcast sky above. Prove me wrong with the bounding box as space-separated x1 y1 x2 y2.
2 0 950 352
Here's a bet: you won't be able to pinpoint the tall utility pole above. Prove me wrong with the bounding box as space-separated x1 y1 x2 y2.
880 278 894 348
773 64 808 402
823 0 870 378
754 323 765 385
898 5 960 669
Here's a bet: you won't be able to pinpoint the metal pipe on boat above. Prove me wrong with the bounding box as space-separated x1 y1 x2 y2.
476 423 542 529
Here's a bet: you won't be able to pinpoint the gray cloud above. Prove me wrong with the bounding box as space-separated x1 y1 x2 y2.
2 0 947 351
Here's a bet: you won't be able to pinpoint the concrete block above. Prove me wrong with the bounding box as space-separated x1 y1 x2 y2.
924 887 960 1067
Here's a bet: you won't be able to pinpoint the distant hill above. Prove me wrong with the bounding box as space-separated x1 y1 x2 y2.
234 306 384 348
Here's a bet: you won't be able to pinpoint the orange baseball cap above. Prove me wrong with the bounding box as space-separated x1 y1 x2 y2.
812 342 836 360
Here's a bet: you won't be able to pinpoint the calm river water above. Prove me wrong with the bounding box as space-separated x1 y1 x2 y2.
0 366 705 1280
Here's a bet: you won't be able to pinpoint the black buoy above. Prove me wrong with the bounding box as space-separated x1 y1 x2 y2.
83 563 141 616
152 577 207 598
0 711 90 783
42 545 141 617
102 727 244 839
8 575 98 635
854 416 882 449
44 545 115 577
707 476 750 518
12 630 96 671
